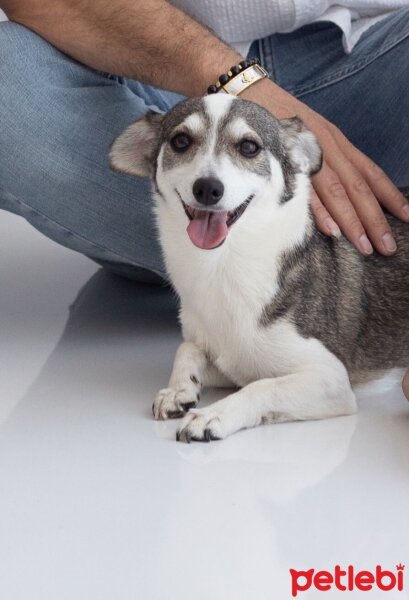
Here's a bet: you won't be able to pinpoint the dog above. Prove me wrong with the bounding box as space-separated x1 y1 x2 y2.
110 94 409 442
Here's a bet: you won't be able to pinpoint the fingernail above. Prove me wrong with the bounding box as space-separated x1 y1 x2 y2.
359 234 373 255
382 232 397 254
403 204 409 222
324 217 341 237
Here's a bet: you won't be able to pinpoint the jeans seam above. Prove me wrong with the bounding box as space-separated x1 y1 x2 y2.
290 25 409 98
0 187 166 277
260 36 275 81
257 38 265 70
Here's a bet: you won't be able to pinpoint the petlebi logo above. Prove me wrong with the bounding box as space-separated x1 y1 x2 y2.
290 564 405 596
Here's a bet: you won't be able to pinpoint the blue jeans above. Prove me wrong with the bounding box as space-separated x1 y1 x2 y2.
1 9 409 281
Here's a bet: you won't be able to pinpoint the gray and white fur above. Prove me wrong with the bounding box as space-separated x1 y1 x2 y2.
110 94 409 442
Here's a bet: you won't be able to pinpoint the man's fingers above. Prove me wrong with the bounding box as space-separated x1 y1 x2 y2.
324 147 397 255
309 187 341 237
330 126 409 223
312 162 374 255
348 145 409 223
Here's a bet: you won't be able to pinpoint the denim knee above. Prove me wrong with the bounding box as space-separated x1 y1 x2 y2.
0 22 51 211
0 19 34 46
0 21 166 276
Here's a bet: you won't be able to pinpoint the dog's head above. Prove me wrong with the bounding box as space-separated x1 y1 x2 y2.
110 95 322 250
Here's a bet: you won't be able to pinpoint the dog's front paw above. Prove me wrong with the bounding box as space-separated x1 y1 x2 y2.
153 387 200 420
176 407 230 443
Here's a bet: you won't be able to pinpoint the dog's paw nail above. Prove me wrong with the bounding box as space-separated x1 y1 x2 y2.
180 400 197 411
176 428 191 443
204 428 212 442
167 410 184 419
153 387 198 420
200 428 220 442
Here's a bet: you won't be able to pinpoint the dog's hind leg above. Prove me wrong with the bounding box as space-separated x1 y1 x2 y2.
403 369 409 400
176 362 357 442
153 341 233 420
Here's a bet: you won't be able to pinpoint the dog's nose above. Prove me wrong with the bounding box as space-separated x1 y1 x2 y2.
192 177 224 206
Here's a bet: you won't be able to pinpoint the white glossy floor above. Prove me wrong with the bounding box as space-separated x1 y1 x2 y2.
0 211 408 600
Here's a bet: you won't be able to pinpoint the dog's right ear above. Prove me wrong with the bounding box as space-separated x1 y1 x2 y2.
109 112 164 177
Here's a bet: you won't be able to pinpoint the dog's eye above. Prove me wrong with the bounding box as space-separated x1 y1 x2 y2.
170 133 192 152
239 139 260 158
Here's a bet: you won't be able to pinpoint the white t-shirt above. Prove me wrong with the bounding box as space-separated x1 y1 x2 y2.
173 0 408 54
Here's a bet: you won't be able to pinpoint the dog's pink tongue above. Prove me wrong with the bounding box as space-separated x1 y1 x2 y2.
187 209 228 249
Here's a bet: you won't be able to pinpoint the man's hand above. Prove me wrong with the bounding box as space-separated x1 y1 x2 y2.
243 78 409 255
307 109 408 256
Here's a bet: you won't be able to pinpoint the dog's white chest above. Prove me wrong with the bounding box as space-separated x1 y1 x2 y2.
182 295 333 388
180 280 290 386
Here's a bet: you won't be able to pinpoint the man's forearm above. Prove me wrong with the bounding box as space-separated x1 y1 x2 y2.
2 0 242 95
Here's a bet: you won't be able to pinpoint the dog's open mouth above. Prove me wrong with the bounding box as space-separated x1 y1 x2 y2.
178 194 254 250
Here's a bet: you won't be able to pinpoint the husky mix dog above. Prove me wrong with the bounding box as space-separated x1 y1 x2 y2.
110 94 409 443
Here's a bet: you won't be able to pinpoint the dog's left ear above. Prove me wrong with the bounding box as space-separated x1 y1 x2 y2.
109 111 164 177
280 117 323 176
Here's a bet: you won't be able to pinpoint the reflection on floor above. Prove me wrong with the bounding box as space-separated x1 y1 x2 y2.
0 212 408 600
